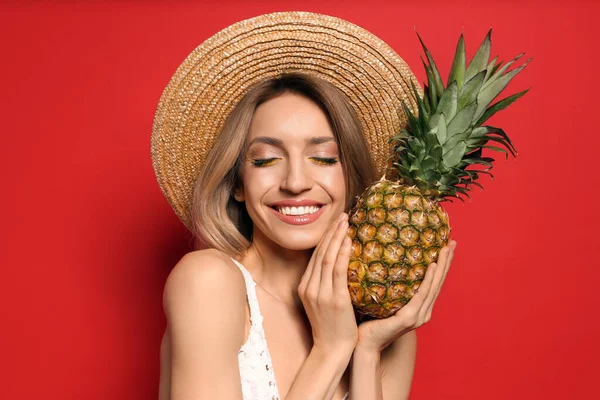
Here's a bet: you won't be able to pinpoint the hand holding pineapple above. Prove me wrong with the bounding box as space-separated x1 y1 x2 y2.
298 209 455 356
298 212 359 353
356 241 456 353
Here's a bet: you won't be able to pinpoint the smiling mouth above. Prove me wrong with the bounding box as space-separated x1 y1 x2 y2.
272 205 322 216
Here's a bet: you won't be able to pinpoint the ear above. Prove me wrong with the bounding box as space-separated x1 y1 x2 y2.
233 187 245 202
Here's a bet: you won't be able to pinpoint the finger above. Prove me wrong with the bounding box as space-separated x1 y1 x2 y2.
320 217 349 293
317 212 348 267
420 246 451 317
303 212 345 283
307 213 347 292
430 241 456 306
440 241 456 285
332 235 352 295
423 242 457 320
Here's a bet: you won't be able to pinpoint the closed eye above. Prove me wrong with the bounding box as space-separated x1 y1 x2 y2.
310 157 339 165
250 158 281 167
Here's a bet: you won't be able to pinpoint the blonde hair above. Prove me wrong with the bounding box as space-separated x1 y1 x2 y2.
191 72 377 256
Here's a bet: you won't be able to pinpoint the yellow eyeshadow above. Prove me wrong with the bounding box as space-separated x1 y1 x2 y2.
310 157 339 165
250 158 280 167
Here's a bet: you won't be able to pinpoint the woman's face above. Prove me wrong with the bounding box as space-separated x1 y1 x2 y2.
239 92 347 251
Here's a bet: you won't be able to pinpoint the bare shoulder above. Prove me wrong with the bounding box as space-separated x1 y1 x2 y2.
163 248 247 347
164 248 246 312
167 248 242 280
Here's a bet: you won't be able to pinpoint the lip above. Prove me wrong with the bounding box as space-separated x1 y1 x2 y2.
268 203 327 225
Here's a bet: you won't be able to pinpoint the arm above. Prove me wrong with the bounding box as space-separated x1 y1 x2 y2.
285 345 353 400
348 330 416 400
349 346 383 400
381 330 417 399
348 242 456 399
285 212 358 399
164 250 247 399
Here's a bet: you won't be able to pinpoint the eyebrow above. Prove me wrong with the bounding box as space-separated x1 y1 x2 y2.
248 136 336 147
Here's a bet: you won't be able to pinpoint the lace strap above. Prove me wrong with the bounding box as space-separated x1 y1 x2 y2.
230 258 264 326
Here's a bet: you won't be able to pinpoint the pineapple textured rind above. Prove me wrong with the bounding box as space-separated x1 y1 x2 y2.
348 181 450 318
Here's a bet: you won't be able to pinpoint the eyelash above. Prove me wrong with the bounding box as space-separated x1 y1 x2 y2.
250 157 339 167
311 157 339 165
250 158 279 167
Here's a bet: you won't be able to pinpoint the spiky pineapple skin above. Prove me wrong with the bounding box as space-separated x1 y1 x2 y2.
347 180 451 318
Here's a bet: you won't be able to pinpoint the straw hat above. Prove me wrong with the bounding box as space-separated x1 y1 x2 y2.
151 11 420 231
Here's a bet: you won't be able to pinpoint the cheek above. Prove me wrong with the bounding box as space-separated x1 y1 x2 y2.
319 165 347 201
241 168 278 201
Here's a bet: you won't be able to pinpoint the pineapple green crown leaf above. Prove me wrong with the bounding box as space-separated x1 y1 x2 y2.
391 29 531 202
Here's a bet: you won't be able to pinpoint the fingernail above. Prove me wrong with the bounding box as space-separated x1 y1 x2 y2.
343 236 351 247
339 218 348 228
451 241 457 249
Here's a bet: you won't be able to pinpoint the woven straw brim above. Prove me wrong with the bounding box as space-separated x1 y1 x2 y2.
151 11 421 231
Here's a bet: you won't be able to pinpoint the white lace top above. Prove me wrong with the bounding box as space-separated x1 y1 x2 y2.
231 258 281 399
231 258 350 400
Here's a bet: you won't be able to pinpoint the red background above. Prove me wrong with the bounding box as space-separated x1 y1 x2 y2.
2 0 599 398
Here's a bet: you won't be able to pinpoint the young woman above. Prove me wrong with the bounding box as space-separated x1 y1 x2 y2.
151 12 457 400
157 72 455 399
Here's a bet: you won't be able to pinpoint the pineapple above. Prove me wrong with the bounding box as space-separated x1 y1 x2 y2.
348 29 531 318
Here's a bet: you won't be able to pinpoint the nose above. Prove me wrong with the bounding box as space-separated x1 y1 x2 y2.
280 158 313 194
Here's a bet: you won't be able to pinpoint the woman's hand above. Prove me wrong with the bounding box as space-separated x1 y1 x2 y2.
356 241 457 353
298 212 358 353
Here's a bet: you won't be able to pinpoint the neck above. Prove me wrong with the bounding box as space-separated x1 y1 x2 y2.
238 229 313 307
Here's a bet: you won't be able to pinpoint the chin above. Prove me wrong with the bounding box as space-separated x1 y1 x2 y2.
273 233 320 251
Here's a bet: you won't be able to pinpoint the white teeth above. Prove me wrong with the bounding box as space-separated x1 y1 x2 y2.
276 205 320 216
